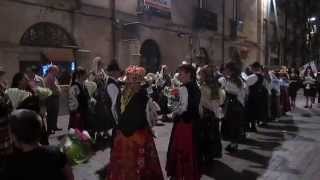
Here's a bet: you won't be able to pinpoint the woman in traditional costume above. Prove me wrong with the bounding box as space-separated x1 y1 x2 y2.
288 68 300 109
91 59 116 141
245 62 269 131
303 66 316 108
220 62 246 153
68 67 90 131
263 67 273 122
279 68 291 114
198 65 224 164
156 65 171 121
107 65 164 180
166 64 201 180
270 71 281 121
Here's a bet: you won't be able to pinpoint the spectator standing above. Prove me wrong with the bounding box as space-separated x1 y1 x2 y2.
45 65 61 134
303 66 316 108
0 67 13 174
68 67 90 131
3 109 74 180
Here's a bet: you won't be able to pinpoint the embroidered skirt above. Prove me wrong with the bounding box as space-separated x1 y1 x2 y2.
166 122 200 180
107 129 164 180
280 86 291 113
69 112 85 131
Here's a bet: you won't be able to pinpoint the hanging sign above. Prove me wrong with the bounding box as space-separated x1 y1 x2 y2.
144 0 171 17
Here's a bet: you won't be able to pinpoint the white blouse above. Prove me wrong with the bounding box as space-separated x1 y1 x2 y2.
199 85 225 119
68 85 80 112
172 86 188 118
303 76 315 85
219 77 247 106
5 88 32 109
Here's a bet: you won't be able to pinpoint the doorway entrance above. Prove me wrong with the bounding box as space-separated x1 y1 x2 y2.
20 22 77 85
140 39 161 73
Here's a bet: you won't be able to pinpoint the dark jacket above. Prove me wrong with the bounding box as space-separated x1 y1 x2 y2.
117 88 149 137
175 82 201 123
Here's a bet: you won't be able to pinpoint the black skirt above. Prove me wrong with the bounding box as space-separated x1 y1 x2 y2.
304 85 316 97
199 108 222 162
288 82 300 98
221 94 245 142
246 87 269 123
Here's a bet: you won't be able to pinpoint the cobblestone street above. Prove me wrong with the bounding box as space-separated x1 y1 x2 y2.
50 96 320 180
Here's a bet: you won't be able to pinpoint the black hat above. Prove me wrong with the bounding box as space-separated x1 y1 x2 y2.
106 62 121 72
251 62 262 70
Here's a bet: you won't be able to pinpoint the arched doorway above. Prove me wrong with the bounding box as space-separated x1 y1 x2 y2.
140 39 161 73
20 22 77 85
20 22 76 47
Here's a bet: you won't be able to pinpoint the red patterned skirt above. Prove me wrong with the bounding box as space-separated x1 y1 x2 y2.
69 112 85 131
280 86 291 113
166 122 200 180
107 129 164 180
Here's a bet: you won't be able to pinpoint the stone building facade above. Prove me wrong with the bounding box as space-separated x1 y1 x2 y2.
0 0 268 81
116 0 265 71
0 0 113 81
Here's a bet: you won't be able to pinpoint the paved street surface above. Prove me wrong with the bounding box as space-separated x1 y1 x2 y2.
50 96 320 180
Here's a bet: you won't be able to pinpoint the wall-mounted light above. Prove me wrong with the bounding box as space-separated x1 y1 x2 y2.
308 17 317 22
177 32 189 38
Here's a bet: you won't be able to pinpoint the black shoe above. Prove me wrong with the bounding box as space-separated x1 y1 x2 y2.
248 127 258 132
259 122 268 127
53 127 63 131
213 153 223 159
48 130 55 135
225 144 238 153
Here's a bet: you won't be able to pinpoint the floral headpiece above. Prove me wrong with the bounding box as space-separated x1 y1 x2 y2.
124 65 146 83
144 73 157 83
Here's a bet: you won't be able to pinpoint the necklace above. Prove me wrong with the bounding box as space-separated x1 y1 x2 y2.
120 89 135 113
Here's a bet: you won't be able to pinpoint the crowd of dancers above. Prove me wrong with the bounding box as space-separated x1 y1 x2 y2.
1 52 320 180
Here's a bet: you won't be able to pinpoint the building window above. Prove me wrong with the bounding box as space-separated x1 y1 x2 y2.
199 0 208 9
137 0 144 14
139 0 171 18
140 39 161 73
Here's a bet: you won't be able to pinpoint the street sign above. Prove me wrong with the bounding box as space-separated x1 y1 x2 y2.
144 0 171 18
144 0 171 11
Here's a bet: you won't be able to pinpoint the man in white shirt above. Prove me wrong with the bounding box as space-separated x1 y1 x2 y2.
105 62 121 137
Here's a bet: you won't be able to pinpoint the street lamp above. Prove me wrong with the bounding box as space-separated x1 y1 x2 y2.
308 17 317 22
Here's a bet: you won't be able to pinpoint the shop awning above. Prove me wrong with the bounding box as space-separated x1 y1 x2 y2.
44 48 74 62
